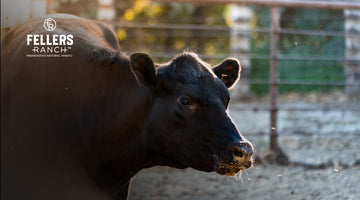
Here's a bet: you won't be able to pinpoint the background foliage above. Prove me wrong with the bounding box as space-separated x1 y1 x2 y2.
54 0 346 94
250 7 345 94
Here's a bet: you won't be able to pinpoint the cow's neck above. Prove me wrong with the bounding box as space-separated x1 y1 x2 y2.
90 133 153 197
81 60 159 195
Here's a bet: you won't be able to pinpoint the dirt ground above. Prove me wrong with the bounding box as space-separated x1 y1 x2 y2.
130 165 360 200
129 92 360 200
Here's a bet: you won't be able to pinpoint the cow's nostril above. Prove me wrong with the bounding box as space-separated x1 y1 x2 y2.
245 160 252 168
232 146 244 158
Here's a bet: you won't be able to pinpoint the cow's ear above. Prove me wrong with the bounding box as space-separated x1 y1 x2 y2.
130 53 157 88
213 58 241 89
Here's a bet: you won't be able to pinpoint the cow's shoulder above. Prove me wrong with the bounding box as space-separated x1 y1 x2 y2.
45 14 120 51
51 14 121 61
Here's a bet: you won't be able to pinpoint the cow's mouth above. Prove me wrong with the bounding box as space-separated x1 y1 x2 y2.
214 161 243 176
212 155 253 176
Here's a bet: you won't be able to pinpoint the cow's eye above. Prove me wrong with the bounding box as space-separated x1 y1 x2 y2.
178 96 196 110
180 97 190 105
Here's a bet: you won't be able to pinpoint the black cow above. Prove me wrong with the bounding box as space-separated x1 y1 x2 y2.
1 14 253 200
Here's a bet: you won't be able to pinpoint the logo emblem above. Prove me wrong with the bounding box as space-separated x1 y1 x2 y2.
43 18 56 31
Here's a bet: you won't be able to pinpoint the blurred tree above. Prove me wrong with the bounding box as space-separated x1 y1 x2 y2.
114 1 229 61
52 0 98 19
53 1 345 94
54 0 230 63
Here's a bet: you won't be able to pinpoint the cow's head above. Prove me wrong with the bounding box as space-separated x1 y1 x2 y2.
130 52 253 176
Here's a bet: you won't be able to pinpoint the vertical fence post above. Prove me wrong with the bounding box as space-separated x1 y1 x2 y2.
270 7 280 152
47 0 53 14
31 0 47 19
229 5 252 100
97 0 116 22
345 9 360 96
268 7 289 164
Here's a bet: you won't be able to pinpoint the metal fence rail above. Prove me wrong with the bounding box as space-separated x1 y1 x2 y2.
56 0 360 159
148 0 360 155
130 51 359 63
114 22 360 38
154 0 360 10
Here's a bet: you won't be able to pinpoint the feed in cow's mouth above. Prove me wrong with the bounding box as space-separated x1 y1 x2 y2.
212 154 254 176
216 162 244 176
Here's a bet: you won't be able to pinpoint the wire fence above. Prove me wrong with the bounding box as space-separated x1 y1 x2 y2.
111 21 360 88
54 0 360 155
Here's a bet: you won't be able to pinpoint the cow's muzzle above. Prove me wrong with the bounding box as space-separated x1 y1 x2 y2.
231 142 253 168
213 141 254 176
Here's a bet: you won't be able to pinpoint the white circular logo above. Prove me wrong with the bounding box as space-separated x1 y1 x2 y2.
43 18 56 31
